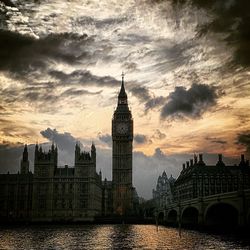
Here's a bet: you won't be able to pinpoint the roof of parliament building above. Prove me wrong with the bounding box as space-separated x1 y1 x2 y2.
175 153 250 184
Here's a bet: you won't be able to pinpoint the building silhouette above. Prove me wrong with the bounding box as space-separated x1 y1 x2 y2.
174 154 250 201
0 76 138 222
0 142 102 222
0 145 33 220
149 154 250 228
112 73 133 216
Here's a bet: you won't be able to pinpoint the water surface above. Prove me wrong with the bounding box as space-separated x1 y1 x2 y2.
0 224 249 249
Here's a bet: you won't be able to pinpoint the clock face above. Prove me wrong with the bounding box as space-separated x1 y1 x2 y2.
116 123 128 134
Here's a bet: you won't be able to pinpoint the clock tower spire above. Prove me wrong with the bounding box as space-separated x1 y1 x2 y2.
117 72 128 107
112 73 133 216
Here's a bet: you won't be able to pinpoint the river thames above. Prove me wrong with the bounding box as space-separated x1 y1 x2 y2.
0 224 249 250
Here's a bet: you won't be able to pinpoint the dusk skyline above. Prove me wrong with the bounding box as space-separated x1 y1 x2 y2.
0 0 250 199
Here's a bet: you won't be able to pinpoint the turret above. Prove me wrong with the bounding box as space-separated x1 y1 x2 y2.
194 154 198 164
182 163 186 171
99 169 102 181
55 144 58 166
190 159 194 167
239 154 245 167
91 142 96 163
241 154 245 162
33 144 58 177
35 143 39 161
75 142 80 163
74 143 95 177
216 154 225 167
239 154 248 168
20 144 29 174
23 144 28 161
198 154 205 165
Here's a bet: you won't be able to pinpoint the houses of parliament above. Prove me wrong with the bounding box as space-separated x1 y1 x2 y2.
0 76 138 222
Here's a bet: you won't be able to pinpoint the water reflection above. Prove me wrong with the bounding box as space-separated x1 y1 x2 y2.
0 224 249 250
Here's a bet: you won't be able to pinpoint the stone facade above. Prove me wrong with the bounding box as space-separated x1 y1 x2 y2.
152 154 250 228
174 154 250 201
152 171 175 210
0 143 102 222
102 179 113 216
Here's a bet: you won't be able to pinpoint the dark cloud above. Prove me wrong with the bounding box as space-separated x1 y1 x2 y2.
50 70 120 87
161 83 218 119
98 133 112 147
237 131 250 156
61 88 102 97
145 96 166 112
129 85 167 114
130 86 151 103
0 30 88 75
149 41 194 74
0 0 15 7
171 0 250 66
0 80 103 113
0 83 60 113
134 134 152 144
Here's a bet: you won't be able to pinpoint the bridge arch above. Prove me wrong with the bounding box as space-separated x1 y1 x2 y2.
158 211 164 223
181 206 199 226
167 209 178 225
205 202 239 228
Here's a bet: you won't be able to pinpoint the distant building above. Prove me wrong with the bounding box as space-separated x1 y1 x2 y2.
152 171 175 209
174 154 250 201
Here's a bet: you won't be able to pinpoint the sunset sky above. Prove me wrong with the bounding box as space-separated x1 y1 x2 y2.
0 0 250 198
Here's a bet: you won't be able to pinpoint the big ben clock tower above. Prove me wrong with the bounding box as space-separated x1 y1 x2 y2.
112 73 133 216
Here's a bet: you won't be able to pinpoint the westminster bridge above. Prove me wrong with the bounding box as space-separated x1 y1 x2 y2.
155 189 250 228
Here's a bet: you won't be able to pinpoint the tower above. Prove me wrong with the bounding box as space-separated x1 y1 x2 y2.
112 73 133 215
32 144 58 220
74 143 101 219
20 144 29 174
34 143 57 177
